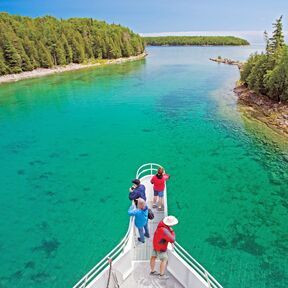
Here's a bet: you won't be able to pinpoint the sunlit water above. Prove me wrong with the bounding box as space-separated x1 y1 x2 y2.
0 46 287 288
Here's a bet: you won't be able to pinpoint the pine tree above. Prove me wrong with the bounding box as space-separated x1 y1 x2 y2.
246 53 269 94
23 37 40 68
55 41 67 65
3 39 22 73
0 58 10 75
264 30 272 56
20 51 33 71
241 53 259 83
38 42 54 68
270 16 285 54
61 35 73 64
265 46 288 102
71 38 85 63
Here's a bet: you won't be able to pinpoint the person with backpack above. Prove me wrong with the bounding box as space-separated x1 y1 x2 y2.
128 198 150 243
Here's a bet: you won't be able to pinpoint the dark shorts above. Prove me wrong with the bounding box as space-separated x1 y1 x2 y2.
154 190 164 197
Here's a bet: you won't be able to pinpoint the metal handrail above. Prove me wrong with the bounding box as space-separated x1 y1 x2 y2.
140 163 221 287
136 162 162 179
173 242 223 288
73 163 160 288
175 242 222 287
73 163 223 288
73 217 133 288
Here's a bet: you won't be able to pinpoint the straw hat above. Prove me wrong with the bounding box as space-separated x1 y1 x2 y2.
163 216 178 226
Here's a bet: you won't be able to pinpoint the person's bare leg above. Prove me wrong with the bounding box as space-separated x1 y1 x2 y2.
153 196 158 207
160 260 167 275
158 197 163 209
150 256 157 272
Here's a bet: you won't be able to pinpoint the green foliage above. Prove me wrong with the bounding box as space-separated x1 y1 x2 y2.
2 38 22 73
241 16 288 102
246 54 269 94
143 36 250 46
38 42 54 68
265 46 288 102
0 58 10 75
270 16 285 54
241 54 258 82
55 41 67 66
0 13 144 75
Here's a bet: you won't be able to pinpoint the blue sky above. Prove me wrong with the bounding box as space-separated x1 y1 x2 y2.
0 0 287 34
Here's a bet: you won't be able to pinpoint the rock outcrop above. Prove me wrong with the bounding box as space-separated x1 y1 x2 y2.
235 84 288 138
210 57 243 69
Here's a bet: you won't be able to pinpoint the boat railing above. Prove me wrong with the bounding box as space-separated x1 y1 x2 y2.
72 217 133 288
173 242 223 288
136 162 162 179
73 163 159 288
73 163 223 288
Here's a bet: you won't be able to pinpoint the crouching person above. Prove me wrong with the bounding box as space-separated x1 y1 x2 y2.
128 198 150 243
150 215 178 279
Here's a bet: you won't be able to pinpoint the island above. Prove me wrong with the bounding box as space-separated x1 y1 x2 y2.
143 36 250 46
0 13 145 83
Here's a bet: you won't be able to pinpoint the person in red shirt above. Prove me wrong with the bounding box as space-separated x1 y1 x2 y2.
150 215 178 279
150 167 170 210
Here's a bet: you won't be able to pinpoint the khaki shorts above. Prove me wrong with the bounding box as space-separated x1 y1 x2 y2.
151 249 168 261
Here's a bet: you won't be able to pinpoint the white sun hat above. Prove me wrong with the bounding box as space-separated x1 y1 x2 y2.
163 215 178 226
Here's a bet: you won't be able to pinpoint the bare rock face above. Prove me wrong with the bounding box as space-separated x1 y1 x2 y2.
234 84 288 138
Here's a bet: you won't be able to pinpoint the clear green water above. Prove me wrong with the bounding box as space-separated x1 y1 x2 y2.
0 46 287 288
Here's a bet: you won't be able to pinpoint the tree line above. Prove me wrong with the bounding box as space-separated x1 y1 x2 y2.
144 36 250 46
241 16 288 102
0 13 145 75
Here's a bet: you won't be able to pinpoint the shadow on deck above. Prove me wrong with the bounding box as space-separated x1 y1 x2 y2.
121 261 184 288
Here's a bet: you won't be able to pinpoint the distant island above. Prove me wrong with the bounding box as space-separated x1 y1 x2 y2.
0 13 145 79
235 17 288 138
143 36 250 46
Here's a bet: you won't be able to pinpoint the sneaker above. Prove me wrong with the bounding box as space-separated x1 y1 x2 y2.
137 237 145 243
150 271 160 276
144 233 150 238
152 203 157 208
159 274 169 280
158 206 162 211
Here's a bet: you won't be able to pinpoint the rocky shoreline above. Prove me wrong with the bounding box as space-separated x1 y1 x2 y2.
0 53 147 85
235 84 288 138
209 57 243 69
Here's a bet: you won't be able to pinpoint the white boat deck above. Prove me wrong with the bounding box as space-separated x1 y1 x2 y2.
133 201 163 261
121 261 184 288
73 164 223 288
121 176 184 287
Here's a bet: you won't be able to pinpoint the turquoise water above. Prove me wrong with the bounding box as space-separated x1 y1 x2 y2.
0 46 287 288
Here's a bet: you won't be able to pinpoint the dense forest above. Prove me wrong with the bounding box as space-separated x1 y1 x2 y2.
144 36 250 46
241 16 288 102
0 13 145 75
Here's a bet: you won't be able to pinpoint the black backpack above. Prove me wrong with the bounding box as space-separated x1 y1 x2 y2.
148 208 154 220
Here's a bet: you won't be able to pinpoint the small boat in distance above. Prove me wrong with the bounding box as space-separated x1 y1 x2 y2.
73 163 223 288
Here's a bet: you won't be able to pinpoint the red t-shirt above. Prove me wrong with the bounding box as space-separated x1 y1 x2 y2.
151 174 170 192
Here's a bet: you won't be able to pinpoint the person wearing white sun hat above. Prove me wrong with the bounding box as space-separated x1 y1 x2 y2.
150 215 178 280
